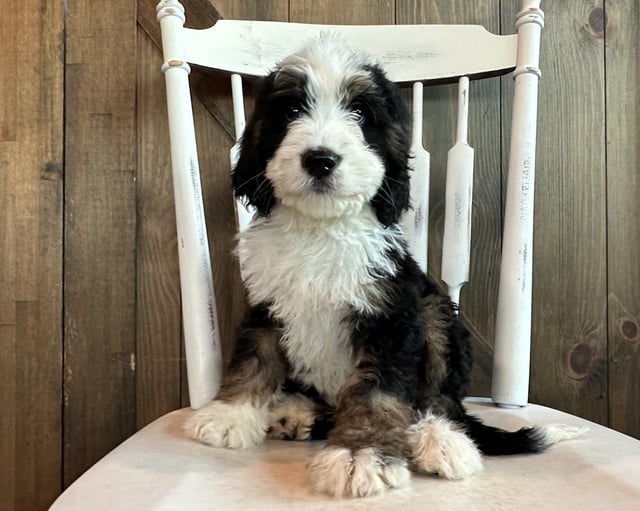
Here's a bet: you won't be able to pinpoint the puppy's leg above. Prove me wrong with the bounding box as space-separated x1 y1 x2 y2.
185 304 287 449
308 357 414 498
410 292 483 479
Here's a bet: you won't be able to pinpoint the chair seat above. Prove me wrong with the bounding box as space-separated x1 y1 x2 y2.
50 398 640 510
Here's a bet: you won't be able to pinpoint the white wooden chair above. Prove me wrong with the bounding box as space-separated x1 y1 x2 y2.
50 1 640 509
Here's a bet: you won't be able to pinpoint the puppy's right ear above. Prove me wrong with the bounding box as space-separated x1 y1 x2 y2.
231 74 277 217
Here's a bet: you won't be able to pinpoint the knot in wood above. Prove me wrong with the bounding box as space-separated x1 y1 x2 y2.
619 318 639 342
588 7 606 38
568 342 593 379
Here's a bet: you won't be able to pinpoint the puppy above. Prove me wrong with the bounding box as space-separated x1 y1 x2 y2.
186 37 583 498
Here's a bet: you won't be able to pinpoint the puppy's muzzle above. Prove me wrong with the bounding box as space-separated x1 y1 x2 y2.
302 148 342 179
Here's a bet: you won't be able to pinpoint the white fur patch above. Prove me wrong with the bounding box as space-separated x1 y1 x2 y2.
184 401 268 449
308 447 410 498
237 206 404 404
407 412 483 480
537 423 589 446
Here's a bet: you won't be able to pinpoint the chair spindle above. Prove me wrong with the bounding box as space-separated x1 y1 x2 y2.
492 0 544 408
441 76 474 307
402 81 430 274
157 0 223 408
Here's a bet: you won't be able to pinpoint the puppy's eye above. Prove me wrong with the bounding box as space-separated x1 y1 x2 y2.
285 101 304 120
350 103 367 125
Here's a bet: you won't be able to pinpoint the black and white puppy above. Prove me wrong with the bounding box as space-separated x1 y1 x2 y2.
186 37 581 498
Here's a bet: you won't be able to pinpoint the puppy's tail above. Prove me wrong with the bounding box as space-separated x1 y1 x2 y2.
463 414 588 455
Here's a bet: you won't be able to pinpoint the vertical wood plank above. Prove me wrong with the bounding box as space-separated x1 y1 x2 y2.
0 1 64 510
290 0 393 24
216 0 290 20
501 1 608 422
605 0 640 438
64 0 138 487
135 28 183 429
396 1 503 396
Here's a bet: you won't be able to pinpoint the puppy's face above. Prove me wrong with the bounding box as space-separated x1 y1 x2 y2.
233 39 411 225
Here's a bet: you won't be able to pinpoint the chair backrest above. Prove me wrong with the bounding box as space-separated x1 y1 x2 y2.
156 0 544 410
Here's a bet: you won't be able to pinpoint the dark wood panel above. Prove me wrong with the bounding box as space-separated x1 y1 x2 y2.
501 1 608 422
397 0 502 396
290 0 393 24
215 0 289 20
605 0 640 438
0 1 65 510
63 0 138 487
0 322 15 509
135 28 183 429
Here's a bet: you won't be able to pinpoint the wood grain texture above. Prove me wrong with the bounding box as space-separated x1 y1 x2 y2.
0 1 64 510
216 0 289 20
135 29 183 429
63 0 138 487
605 0 640 438
290 0 393 24
397 0 503 396
501 1 608 423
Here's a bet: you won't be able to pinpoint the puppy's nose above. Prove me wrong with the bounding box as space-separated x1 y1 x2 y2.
301 148 341 178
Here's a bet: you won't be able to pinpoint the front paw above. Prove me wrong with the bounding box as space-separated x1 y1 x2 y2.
308 447 410 498
184 401 267 449
407 412 483 480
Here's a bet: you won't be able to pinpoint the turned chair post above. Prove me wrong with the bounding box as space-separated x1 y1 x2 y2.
157 0 222 408
492 0 545 408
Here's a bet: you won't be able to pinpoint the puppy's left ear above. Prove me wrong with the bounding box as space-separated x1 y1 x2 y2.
371 81 411 227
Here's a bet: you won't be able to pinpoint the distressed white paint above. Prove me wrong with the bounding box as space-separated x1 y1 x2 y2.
157 0 222 409
401 82 430 274
177 21 517 83
441 76 474 307
492 0 545 408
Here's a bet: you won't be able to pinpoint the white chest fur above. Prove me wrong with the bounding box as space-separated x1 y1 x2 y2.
237 205 404 402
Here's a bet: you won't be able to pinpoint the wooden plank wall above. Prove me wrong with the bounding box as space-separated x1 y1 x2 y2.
1 2 64 510
605 0 640 437
63 0 138 488
1 1 639 509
